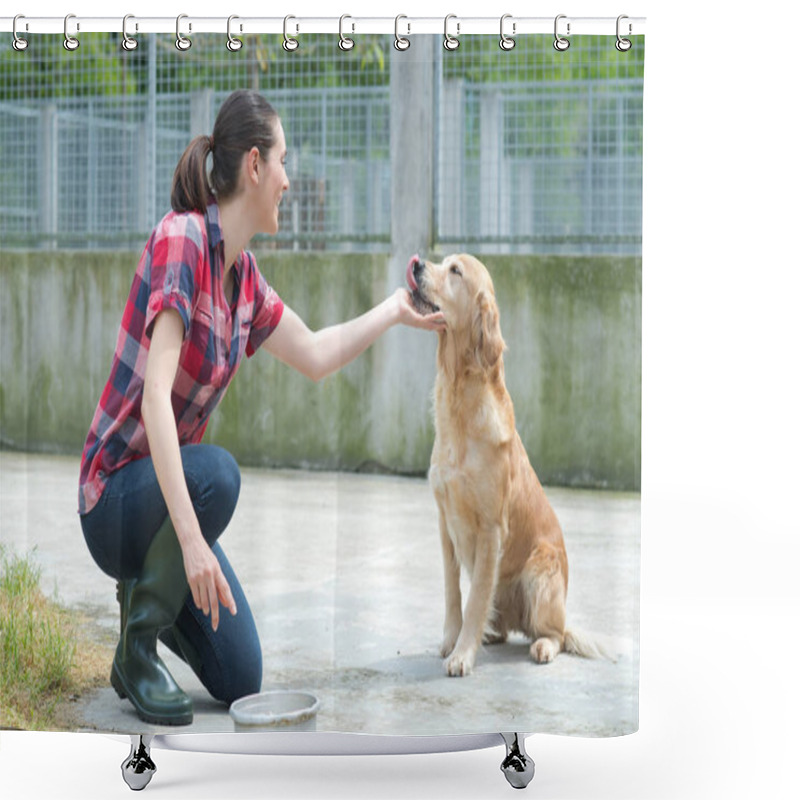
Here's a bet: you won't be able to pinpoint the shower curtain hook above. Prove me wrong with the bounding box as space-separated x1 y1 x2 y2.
283 15 299 51
394 15 411 51
175 14 192 50
12 15 29 51
615 15 633 51
553 14 570 51
121 15 138 51
227 15 243 52
499 14 516 51
339 15 355 51
63 14 80 51
443 14 460 51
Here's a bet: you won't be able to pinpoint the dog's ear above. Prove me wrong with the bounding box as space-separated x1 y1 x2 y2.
472 290 505 370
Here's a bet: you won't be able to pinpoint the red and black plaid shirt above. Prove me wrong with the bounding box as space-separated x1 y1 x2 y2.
78 201 284 514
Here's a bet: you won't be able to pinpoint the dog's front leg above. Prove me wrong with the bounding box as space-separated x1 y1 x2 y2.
438 509 463 659
445 525 500 677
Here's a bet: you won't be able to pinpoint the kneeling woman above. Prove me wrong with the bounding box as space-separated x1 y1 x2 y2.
78 90 444 725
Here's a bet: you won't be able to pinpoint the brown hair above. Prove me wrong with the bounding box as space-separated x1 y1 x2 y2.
171 90 280 214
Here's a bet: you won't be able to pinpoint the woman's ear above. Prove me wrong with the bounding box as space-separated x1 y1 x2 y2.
472 290 505 370
245 146 261 185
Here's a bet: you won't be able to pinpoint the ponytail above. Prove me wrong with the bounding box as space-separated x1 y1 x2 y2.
170 134 214 214
170 91 279 216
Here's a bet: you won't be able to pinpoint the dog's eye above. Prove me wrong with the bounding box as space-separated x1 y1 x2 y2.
450 265 462 277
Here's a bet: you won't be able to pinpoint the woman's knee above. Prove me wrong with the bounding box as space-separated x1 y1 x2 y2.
206 445 241 511
182 445 241 536
225 641 262 704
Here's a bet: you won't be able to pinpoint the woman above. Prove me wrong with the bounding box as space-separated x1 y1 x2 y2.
78 89 445 726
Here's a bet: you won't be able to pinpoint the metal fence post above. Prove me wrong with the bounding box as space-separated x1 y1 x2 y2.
87 100 97 244
439 78 464 243
39 104 57 249
137 120 150 234
479 89 503 253
146 34 157 234
585 83 594 253
190 88 214 139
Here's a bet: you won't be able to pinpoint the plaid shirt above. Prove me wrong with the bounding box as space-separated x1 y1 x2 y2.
78 201 284 514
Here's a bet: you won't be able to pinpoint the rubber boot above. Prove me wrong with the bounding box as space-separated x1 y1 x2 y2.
118 581 203 700
118 579 201 675
116 579 133 636
158 625 204 677
110 518 194 725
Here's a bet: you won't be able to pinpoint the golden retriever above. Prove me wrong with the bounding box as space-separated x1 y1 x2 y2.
407 253 608 676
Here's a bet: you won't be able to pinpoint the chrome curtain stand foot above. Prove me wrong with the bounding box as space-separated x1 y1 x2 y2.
500 733 535 789
121 735 156 791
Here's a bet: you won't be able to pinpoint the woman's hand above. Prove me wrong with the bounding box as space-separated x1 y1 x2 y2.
181 536 237 632
393 288 447 331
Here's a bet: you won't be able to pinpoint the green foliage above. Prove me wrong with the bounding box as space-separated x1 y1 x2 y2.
442 34 645 84
1 33 643 101
0 546 76 729
0 33 144 99
0 33 393 101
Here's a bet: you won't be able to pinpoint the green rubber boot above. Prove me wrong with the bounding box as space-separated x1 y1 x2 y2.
110 518 194 726
116 578 133 636
118 582 203 696
157 625 203 678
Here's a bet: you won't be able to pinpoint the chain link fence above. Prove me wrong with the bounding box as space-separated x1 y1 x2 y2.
0 33 643 254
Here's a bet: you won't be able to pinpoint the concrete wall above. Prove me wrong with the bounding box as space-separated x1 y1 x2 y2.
0 250 641 490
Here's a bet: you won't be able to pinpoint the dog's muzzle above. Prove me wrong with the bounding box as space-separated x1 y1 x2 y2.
407 255 440 315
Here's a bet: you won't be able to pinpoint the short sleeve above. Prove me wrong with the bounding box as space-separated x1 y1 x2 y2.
143 213 202 340
246 255 285 357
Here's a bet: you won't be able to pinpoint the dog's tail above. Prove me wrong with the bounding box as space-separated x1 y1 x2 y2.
563 627 621 662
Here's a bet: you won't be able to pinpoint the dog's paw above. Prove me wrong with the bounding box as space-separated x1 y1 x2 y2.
482 628 507 645
530 637 559 664
440 628 460 659
444 649 475 677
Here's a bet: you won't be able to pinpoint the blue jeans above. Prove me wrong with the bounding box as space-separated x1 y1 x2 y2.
80 444 262 706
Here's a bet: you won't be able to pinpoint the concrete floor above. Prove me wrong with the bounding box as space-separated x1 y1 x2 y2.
0 451 639 738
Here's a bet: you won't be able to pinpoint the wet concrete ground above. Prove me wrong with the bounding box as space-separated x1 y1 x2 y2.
0 451 639 738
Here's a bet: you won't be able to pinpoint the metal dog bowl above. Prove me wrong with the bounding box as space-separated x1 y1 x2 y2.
229 690 320 732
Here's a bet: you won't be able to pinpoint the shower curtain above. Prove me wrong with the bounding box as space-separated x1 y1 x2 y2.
0 16 643 743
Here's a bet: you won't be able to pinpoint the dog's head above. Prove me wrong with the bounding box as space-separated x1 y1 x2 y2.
407 254 505 370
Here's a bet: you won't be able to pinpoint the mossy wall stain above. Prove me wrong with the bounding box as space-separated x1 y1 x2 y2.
1 250 641 489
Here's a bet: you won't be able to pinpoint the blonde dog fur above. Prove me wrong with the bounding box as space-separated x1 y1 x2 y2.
407 254 607 676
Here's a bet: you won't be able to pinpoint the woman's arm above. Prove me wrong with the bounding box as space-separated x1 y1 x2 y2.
142 309 236 631
263 288 445 382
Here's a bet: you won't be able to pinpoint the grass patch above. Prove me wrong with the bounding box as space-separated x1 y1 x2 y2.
0 545 113 730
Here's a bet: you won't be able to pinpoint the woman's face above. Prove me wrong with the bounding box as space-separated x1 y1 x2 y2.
258 120 289 236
